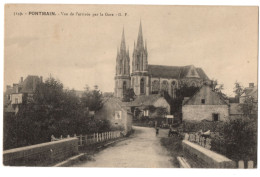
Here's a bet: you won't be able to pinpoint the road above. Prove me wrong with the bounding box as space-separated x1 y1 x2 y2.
73 126 175 168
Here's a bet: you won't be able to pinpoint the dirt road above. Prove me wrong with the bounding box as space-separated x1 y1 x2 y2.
73 126 174 168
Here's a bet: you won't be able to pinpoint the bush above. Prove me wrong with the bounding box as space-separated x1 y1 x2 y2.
211 117 257 166
181 120 224 133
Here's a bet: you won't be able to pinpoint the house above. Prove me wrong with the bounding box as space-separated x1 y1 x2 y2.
126 94 171 118
182 85 229 122
229 83 258 118
94 97 132 135
239 83 257 104
4 75 43 114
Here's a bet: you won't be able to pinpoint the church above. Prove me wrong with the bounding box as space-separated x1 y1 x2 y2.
114 22 210 99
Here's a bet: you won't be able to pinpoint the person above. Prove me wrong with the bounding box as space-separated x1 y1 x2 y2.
156 127 159 136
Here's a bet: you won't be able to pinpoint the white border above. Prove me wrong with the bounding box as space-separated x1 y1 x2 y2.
0 1 259 177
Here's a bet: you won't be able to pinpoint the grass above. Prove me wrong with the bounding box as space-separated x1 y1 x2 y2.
160 135 183 167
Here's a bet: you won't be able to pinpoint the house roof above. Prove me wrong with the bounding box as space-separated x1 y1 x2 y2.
148 64 209 80
183 85 229 105
128 94 166 107
103 97 132 114
241 86 257 98
20 75 41 93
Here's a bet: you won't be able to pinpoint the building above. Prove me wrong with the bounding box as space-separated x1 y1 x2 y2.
114 22 210 99
182 85 229 122
126 94 170 118
4 75 43 114
239 83 258 104
229 83 258 119
94 97 133 135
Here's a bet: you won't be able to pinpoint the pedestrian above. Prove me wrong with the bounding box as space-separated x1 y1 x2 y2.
156 127 159 136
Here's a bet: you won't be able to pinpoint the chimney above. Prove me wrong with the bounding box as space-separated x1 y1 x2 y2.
20 77 23 83
249 83 254 88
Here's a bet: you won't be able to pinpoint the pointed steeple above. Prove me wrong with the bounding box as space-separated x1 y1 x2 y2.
136 21 144 49
120 27 126 52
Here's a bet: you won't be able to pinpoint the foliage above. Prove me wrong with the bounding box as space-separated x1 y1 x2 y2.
239 96 255 117
122 88 135 102
160 136 183 167
176 85 200 98
81 86 103 112
233 81 244 98
3 77 110 150
211 117 257 165
181 120 224 133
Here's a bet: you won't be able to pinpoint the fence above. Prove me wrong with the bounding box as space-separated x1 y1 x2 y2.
51 131 123 147
187 133 211 149
186 133 256 168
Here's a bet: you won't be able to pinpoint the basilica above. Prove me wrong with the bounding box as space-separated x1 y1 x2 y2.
114 22 210 99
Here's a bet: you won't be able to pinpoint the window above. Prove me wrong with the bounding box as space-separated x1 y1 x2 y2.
161 80 169 92
123 81 127 95
115 111 122 120
140 78 145 94
152 80 160 94
212 113 219 121
201 99 205 104
15 98 18 104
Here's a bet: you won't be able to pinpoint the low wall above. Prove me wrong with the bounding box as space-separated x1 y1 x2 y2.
3 138 78 166
182 140 236 168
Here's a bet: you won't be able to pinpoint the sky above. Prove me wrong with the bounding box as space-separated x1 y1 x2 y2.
4 4 258 96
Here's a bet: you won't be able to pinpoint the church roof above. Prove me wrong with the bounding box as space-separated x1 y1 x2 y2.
148 64 209 80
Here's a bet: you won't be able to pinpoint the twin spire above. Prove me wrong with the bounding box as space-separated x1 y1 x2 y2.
119 21 146 54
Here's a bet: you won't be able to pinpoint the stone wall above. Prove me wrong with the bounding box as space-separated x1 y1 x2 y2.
182 105 229 121
3 138 78 166
182 140 236 168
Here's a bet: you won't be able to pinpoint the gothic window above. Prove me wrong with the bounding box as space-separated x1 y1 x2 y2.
161 80 169 92
123 81 127 95
140 78 145 94
152 80 160 94
191 81 196 87
120 60 123 74
171 81 177 97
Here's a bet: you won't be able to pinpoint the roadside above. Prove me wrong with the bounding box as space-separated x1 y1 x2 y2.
72 126 175 168
160 134 184 167
53 132 133 167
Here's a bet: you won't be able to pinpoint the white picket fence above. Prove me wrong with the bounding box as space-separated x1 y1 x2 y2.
51 131 123 147
187 133 211 149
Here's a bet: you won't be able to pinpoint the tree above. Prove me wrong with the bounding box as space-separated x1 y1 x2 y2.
233 81 244 98
122 88 135 102
3 78 110 150
240 95 255 117
81 86 103 112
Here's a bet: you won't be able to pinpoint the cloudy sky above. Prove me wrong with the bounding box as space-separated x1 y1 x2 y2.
4 5 258 96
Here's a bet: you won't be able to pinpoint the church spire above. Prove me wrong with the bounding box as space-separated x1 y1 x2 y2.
132 21 148 73
120 27 126 52
136 21 144 49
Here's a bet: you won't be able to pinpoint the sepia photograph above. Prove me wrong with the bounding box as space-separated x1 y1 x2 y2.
2 3 258 169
